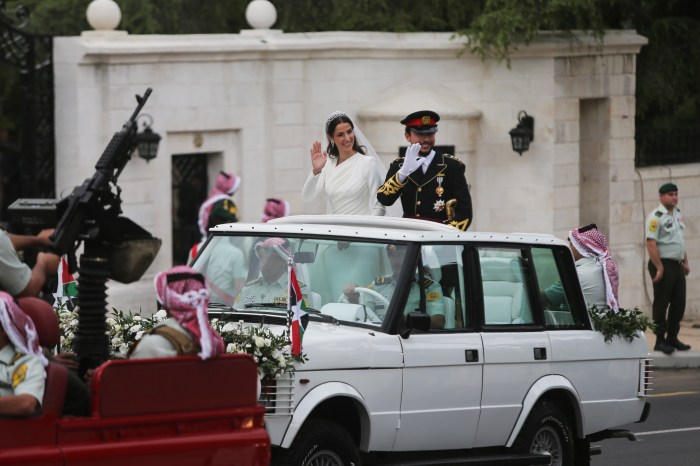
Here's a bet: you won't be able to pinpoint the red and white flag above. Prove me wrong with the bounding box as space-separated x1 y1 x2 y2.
288 265 307 356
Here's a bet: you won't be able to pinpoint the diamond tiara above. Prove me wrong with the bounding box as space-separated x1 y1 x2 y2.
325 111 347 134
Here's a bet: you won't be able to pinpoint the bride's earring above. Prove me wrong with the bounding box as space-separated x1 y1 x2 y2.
330 141 335 151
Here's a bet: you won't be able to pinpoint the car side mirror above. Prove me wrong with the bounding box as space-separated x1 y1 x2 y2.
405 311 431 333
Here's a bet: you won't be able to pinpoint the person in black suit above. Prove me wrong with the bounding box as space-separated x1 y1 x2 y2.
377 110 472 231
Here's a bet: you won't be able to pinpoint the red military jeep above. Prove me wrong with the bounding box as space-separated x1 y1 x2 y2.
0 299 270 466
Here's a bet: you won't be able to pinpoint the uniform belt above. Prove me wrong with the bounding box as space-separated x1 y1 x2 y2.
660 258 684 265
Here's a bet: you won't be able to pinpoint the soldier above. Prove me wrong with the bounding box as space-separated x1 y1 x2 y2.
646 182 691 354
0 292 47 417
342 245 445 329
130 266 225 360
235 238 294 308
377 110 472 231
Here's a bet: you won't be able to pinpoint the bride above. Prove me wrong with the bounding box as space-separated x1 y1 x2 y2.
302 111 392 216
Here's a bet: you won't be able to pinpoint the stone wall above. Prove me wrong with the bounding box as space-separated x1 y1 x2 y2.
53 30 699 317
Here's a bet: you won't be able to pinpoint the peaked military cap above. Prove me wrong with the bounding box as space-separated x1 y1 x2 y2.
401 110 440 134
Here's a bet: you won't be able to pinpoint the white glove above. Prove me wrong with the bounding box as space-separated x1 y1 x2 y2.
397 143 423 179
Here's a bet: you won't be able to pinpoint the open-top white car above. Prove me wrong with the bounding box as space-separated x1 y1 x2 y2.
192 215 651 466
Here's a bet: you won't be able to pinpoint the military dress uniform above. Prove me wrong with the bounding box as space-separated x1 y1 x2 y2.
377 110 473 231
378 152 472 230
0 344 45 412
645 192 687 346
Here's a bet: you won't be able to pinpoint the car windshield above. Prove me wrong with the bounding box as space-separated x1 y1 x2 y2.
191 235 409 327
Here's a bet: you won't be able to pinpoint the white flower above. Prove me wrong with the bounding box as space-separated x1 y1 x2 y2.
129 324 141 333
255 336 266 348
133 315 142 321
118 343 129 355
155 309 167 320
107 317 116 325
226 343 236 353
222 322 238 332
264 338 271 347
135 331 144 341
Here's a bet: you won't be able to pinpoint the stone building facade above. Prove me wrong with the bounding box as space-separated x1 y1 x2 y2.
53 30 698 317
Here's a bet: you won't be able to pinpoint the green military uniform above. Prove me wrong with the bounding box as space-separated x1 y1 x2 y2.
355 274 445 323
235 275 288 308
645 200 687 342
0 344 45 411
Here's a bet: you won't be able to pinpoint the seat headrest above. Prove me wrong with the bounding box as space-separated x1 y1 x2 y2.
17 297 61 348
480 257 522 283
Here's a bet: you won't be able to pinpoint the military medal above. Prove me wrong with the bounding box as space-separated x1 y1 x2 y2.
435 176 444 197
433 199 446 212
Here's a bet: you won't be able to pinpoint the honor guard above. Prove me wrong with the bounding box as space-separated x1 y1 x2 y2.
645 182 691 354
377 110 473 231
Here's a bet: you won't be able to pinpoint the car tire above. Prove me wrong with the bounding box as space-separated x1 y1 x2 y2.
273 419 361 466
514 400 575 466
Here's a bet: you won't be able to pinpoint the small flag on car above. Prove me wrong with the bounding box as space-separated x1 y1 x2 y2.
288 265 308 356
54 256 78 310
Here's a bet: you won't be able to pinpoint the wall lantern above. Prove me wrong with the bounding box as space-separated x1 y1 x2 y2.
509 110 535 156
135 114 161 162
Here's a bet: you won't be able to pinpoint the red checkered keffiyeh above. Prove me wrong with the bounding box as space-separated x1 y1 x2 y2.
154 266 224 360
568 225 620 312
0 292 48 367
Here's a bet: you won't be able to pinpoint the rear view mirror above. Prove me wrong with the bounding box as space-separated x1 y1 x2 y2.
293 251 315 264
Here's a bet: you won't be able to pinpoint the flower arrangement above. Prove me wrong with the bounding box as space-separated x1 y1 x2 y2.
212 319 307 381
56 305 306 381
57 305 167 357
589 306 656 343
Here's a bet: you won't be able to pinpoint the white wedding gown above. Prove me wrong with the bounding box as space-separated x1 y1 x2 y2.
302 153 386 215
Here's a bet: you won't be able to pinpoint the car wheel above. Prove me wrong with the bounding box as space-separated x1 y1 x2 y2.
273 419 361 466
514 400 575 466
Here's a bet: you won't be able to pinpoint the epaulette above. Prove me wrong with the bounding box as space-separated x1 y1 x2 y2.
443 154 464 165
10 352 24 365
654 211 663 217
245 277 263 286
423 278 436 287
374 276 393 285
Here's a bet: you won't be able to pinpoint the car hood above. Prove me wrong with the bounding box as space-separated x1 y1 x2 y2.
258 319 403 371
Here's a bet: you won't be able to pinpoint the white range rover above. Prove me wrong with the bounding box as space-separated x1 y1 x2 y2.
192 215 651 466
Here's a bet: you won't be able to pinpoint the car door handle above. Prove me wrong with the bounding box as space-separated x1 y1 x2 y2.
534 347 547 360
465 349 479 362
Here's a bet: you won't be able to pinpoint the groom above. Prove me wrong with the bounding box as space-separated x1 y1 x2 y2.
377 110 472 231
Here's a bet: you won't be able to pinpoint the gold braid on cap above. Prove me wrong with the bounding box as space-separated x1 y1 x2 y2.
325 111 347 135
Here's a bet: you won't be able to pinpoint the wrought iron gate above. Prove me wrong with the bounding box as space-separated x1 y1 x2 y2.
0 1 55 221
172 153 208 265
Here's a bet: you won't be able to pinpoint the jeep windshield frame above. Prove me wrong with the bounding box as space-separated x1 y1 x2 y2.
191 231 425 332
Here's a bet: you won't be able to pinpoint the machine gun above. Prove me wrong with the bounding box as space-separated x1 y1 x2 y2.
49 88 162 372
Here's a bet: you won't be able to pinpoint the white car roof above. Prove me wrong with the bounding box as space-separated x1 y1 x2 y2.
211 215 566 247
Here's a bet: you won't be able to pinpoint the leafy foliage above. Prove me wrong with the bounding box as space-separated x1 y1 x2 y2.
461 0 605 64
589 306 656 343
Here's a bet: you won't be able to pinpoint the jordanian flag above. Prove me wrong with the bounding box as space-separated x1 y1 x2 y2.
54 256 78 309
288 266 308 356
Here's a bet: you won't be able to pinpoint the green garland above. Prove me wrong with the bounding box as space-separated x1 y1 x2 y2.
589 306 656 343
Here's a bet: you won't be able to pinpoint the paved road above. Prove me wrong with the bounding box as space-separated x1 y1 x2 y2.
592 368 700 465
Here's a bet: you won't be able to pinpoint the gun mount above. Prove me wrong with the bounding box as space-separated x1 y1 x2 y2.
47 88 161 372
